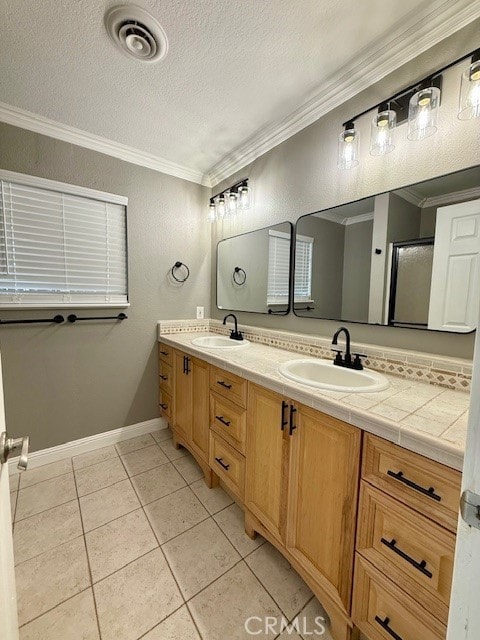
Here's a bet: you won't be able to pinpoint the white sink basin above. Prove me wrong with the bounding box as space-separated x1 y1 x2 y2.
191 335 250 349
278 358 388 393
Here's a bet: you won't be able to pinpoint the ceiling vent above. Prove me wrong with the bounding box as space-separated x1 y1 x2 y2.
105 5 168 62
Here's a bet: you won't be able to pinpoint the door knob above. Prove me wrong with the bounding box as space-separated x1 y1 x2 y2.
0 432 30 470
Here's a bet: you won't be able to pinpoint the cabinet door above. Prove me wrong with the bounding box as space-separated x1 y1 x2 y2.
190 357 209 461
173 350 192 440
245 384 290 542
286 404 361 609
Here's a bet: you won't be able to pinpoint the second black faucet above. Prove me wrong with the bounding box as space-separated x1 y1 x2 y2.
331 326 365 370
223 314 244 341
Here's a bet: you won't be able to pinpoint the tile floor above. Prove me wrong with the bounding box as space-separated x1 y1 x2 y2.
11 429 333 640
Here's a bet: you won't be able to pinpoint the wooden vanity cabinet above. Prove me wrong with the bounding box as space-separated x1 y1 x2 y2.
286 404 361 610
172 349 210 462
245 384 362 638
161 344 461 640
352 435 461 640
245 384 290 542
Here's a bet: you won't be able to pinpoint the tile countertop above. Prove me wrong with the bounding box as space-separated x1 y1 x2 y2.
158 332 469 472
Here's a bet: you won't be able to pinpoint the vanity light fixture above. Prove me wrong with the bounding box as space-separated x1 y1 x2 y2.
338 121 359 169
208 178 251 223
407 79 441 141
338 47 479 169
458 49 480 120
370 103 396 155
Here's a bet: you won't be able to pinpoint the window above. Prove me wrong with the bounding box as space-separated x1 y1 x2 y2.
0 170 128 308
294 234 314 303
267 231 314 306
267 230 291 305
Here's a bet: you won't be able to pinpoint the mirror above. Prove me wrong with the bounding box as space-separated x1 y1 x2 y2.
217 222 293 315
294 166 480 332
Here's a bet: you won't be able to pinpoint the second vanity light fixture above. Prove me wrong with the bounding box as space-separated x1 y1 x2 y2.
208 179 251 223
338 48 480 169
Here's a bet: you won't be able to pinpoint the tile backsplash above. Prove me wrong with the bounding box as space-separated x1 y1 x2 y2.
157 319 472 392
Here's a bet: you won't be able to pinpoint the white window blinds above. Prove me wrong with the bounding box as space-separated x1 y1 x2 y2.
0 171 128 308
267 230 291 305
294 234 314 303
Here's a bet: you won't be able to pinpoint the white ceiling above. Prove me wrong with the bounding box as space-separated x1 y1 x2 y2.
0 0 479 186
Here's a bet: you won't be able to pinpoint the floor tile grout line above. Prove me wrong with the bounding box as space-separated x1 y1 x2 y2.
185 600 205 640
17 585 94 630
72 450 119 472
90 544 161 588
135 601 193 640
242 552 311 623
14 495 78 524
115 452 192 632
17 469 73 494
13 530 86 569
71 454 104 640
114 433 156 456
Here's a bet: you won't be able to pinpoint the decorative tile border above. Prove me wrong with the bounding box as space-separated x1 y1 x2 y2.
157 319 210 335
157 318 472 392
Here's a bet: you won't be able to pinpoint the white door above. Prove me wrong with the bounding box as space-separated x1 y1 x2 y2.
0 350 20 640
447 325 480 638
428 199 480 332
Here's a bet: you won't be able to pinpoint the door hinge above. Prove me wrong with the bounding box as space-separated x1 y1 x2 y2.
460 490 480 530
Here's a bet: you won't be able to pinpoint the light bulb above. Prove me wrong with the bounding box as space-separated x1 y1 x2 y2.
215 195 226 219
207 200 216 223
338 122 359 169
458 55 480 120
408 84 440 141
238 184 251 210
225 191 237 215
370 105 396 156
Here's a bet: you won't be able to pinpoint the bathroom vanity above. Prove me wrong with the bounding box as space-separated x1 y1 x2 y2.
157 329 464 640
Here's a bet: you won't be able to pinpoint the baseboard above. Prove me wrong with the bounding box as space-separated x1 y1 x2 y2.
9 417 168 474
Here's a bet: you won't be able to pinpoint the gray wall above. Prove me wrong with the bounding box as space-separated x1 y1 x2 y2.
298 217 344 318
211 20 480 359
0 123 210 451
342 220 373 323
387 194 421 244
217 230 268 312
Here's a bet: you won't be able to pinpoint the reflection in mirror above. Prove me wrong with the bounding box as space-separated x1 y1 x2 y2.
294 166 480 332
217 222 293 315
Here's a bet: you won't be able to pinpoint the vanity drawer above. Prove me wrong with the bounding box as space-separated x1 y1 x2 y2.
352 555 446 640
159 361 173 395
159 389 173 420
158 342 173 366
210 366 247 407
209 432 245 500
357 483 455 625
210 393 246 454
362 434 461 532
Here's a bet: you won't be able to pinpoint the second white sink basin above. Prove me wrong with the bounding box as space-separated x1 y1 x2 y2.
191 335 250 349
278 358 388 393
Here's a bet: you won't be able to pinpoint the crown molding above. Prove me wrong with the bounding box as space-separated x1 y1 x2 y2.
394 187 425 207
314 210 374 226
0 102 211 187
206 0 480 186
423 186 480 208
344 212 374 226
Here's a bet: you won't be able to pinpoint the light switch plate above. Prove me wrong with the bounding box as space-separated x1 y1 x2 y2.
196 306 204 319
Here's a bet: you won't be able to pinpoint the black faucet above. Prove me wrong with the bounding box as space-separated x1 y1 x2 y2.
332 326 365 370
223 314 243 341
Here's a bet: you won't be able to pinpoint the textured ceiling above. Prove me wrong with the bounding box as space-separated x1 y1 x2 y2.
0 1 476 183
